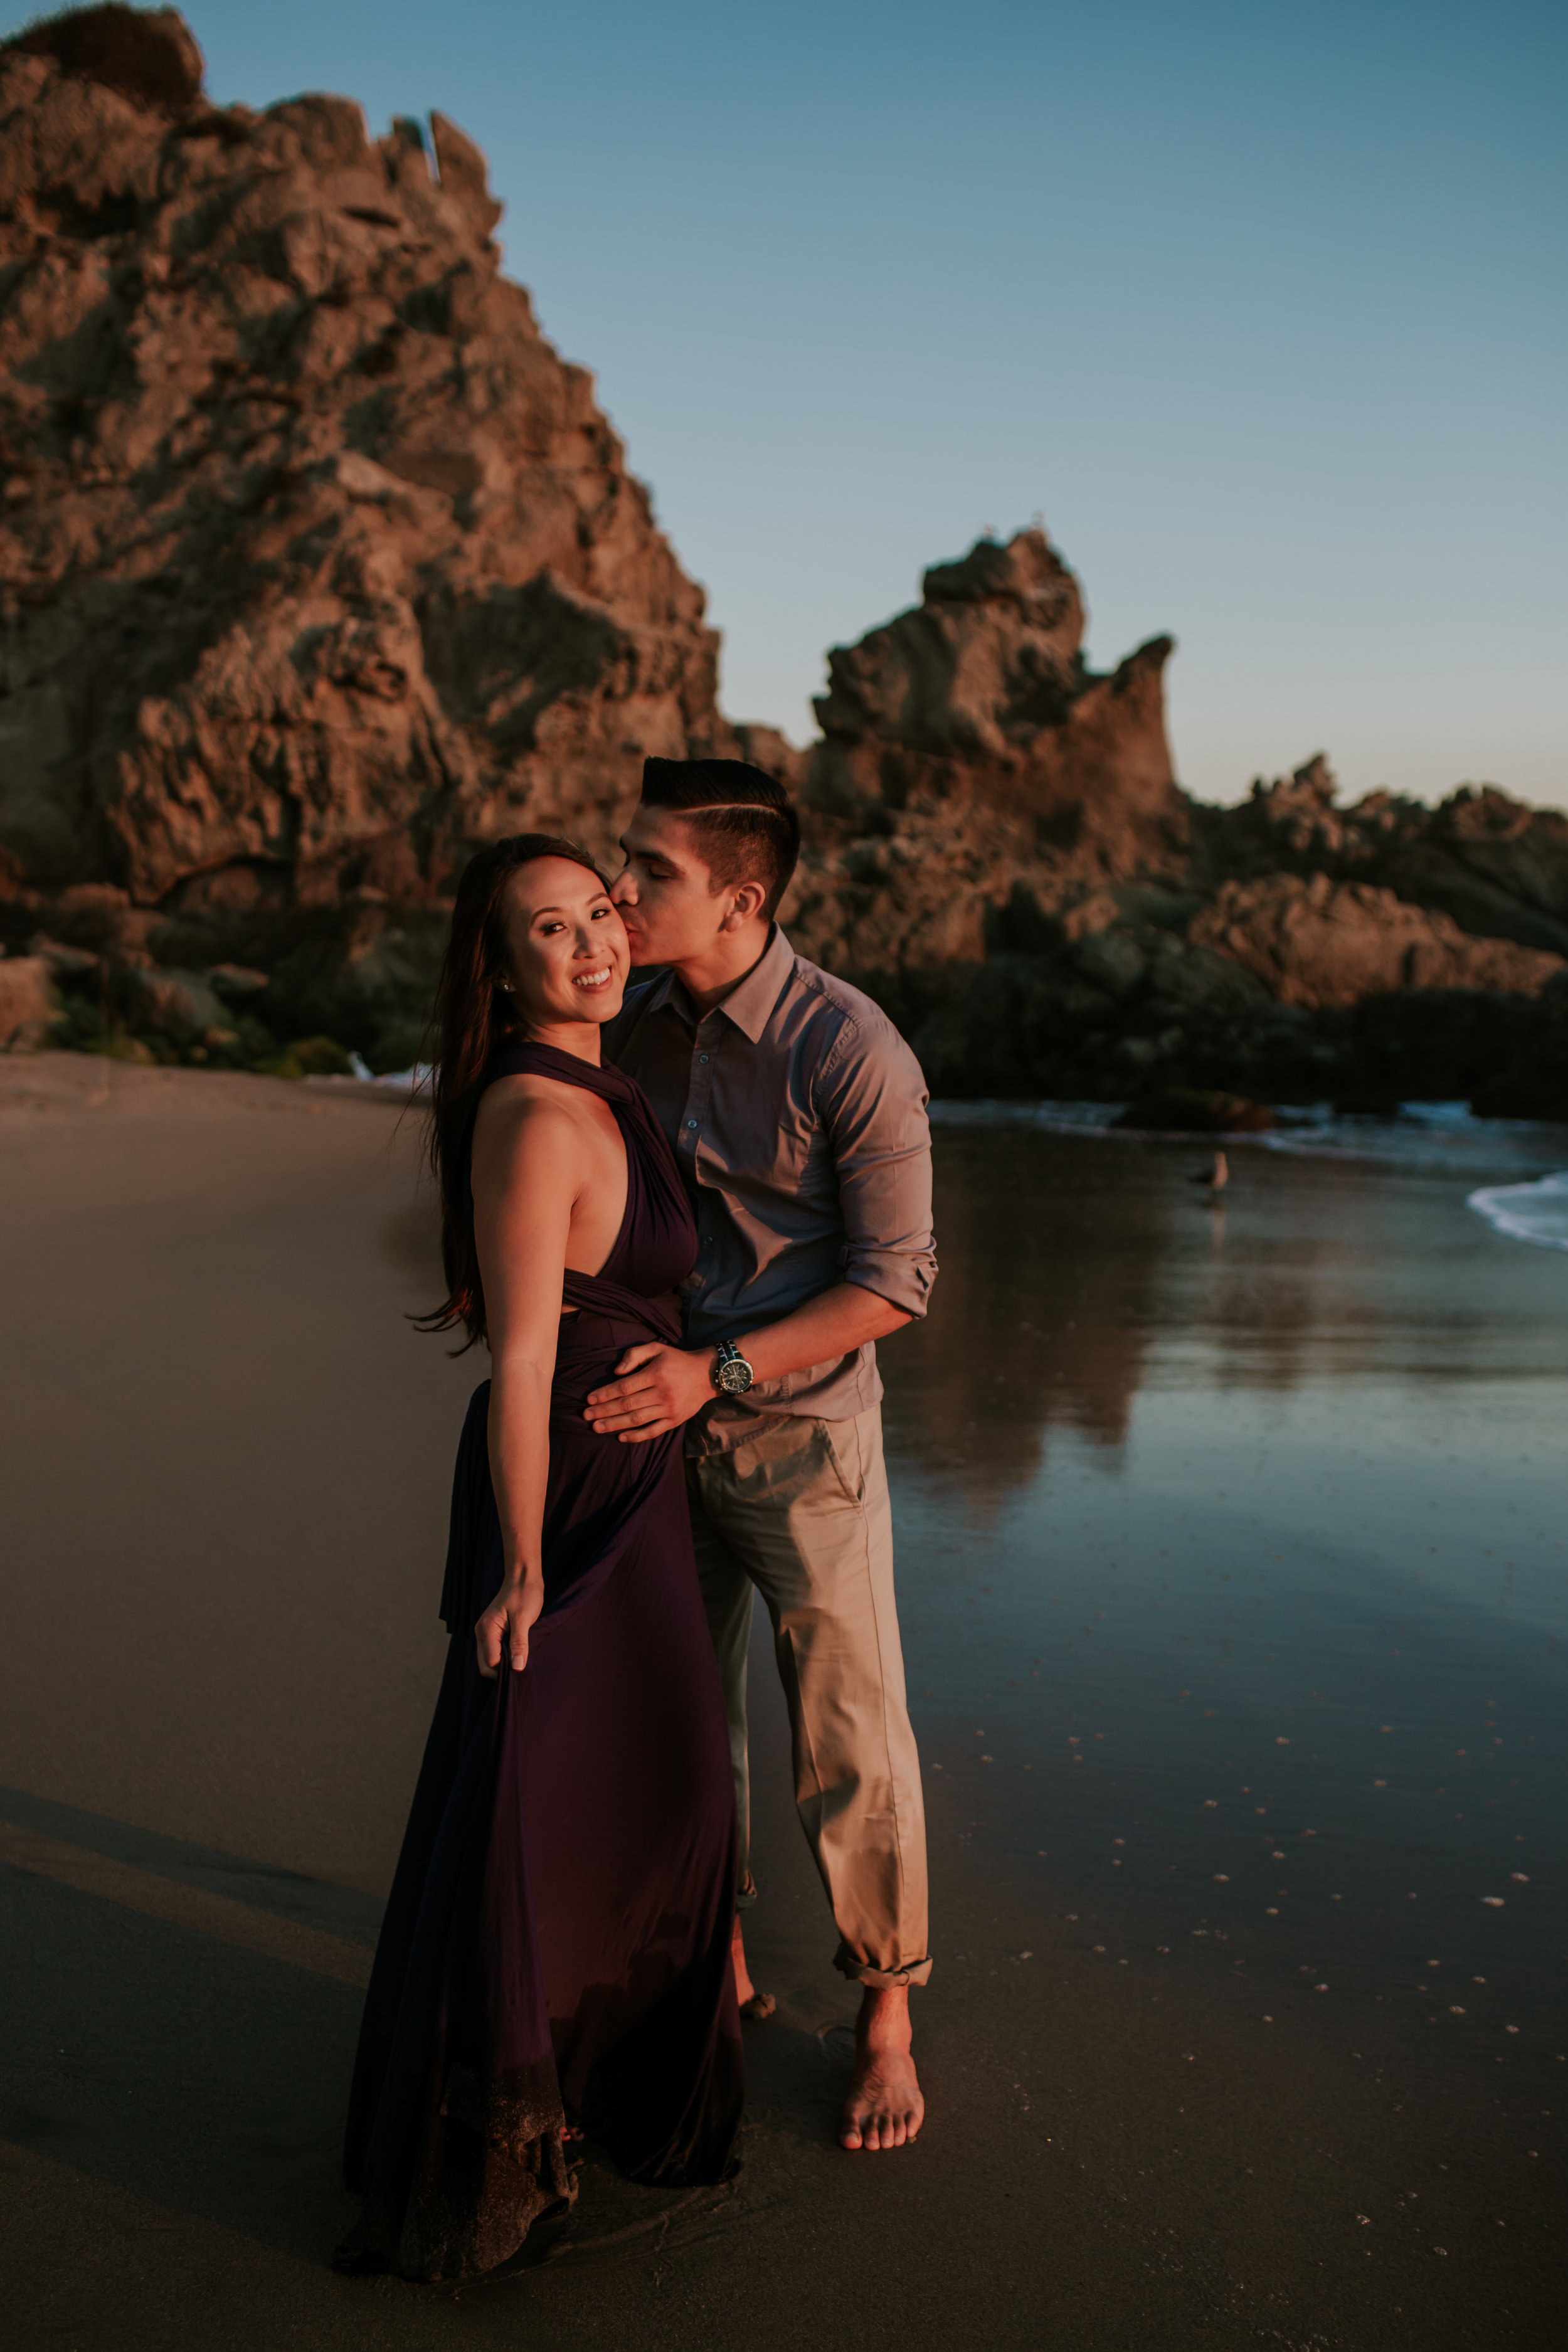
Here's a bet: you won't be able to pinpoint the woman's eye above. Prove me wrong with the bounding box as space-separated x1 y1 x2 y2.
591 903 613 919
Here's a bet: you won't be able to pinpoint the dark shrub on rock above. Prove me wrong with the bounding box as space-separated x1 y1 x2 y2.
1112 1088 1275 1134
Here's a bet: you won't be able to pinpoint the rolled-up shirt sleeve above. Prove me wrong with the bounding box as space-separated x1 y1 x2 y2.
816 1017 937 1318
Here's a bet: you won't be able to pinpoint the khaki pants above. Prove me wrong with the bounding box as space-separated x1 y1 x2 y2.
686 1406 931 1989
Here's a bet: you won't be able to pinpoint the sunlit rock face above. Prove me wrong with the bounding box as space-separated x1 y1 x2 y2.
768 549 1567 1116
787 529 1182 976
1187 874 1565 1012
0 6 731 1048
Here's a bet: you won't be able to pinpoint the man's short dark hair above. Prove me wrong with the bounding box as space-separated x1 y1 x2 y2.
639 758 801 922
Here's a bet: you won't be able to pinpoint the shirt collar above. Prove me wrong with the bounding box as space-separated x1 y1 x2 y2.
710 924 795 1042
642 924 795 1044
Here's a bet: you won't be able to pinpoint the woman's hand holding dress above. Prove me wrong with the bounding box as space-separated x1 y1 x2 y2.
474 1571 546 1678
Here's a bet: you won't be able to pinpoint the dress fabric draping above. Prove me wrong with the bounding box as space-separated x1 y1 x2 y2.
336 1042 743 2282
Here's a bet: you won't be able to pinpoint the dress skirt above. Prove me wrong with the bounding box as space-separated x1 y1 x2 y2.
337 1291 744 2282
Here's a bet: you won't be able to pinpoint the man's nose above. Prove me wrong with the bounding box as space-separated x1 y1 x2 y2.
610 867 636 906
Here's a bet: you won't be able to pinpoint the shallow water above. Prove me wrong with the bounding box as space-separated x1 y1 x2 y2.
883 1116 1568 2100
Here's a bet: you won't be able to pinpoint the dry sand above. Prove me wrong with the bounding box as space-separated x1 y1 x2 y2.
0 1052 1557 2349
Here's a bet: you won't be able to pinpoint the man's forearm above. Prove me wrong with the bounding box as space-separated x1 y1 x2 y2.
734 1280 910 1387
583 1282 913 1441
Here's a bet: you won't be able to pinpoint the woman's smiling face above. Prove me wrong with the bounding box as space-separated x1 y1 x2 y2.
497 856 630 1032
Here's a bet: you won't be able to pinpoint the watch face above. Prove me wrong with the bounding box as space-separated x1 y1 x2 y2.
715 1357 753 1396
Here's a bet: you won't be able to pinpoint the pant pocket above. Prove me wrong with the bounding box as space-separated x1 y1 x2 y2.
819 1417 866 1507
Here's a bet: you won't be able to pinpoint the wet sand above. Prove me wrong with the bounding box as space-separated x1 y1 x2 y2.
2 1052 1562 2349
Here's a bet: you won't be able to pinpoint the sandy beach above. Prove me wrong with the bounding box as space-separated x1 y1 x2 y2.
3 1052 1564 2350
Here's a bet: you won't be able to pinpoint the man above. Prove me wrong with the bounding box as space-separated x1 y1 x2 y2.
585 756 935 2154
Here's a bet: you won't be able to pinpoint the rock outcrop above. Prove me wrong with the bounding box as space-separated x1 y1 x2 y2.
785 529 1181 974
766 566 1566 1116
0 953 59 1048
1186 873 1563 1010
2 9 1563 1116
0 4 731 1065
807 745 1568 1116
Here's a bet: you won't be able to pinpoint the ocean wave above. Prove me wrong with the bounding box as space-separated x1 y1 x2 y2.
1256 1104 1563 1179
930 1096 1568 1167
1466 1172 1568 1253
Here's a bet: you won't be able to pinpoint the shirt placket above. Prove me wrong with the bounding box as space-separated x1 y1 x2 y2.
678 1014 722 1293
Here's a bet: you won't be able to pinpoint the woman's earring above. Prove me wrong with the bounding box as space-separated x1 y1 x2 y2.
497 978 515 994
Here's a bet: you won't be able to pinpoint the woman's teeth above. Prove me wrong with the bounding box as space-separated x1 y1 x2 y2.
572 967 613 990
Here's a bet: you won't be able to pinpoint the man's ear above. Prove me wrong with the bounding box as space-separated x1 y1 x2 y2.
719 879 769 931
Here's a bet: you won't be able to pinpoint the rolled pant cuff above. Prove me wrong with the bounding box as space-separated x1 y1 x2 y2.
834 1941 932 1990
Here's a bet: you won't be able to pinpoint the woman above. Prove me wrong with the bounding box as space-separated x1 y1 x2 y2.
336 834 743 2282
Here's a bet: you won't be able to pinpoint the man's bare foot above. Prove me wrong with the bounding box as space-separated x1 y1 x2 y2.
731 1912 775 2020
839 1984 923 2151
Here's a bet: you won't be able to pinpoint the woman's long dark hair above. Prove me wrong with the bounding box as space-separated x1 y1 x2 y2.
416 832 611 1350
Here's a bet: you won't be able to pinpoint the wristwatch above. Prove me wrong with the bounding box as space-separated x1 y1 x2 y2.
711 1341 755 1397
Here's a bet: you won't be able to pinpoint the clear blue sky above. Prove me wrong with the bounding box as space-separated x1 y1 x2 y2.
11 1 1564 807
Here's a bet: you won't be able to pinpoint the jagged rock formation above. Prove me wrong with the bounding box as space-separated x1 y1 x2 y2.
1 9 1563 1115
809 742 1568 1118
1188 757 1568 957
784 529 1180 973
767 562 1566 1116
1186 874 1562 1010
0 5 731 1064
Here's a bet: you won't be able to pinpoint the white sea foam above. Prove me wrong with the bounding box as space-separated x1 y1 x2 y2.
1466 1172 1568 1253
1257 1103 1557 1179
310 1057 433 1093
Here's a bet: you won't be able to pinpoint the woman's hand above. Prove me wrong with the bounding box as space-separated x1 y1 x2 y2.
475 1573 545 1678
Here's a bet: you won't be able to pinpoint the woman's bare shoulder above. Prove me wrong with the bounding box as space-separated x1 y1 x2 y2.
472 1076 610 1191
474 1072 588 1143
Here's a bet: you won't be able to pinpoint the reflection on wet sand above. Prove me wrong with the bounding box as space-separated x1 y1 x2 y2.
885 1130 1173 1490
879 1123 1568 2114
889 1130 1568 1498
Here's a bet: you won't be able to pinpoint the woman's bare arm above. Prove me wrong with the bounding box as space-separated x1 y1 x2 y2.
470 1088 581 1675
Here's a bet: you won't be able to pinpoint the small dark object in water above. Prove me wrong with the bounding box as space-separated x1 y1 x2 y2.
1113 1088 1274 1134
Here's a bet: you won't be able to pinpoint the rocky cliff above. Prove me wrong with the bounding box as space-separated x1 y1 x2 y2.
763 562 1566 1118
0 4 733 1066
787 528 1182 973
2 8 1564 1116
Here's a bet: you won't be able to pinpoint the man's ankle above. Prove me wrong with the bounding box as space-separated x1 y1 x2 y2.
857 1983 912 2044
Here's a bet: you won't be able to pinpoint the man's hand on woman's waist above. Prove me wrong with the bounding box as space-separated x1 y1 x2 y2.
582 1281 911 1443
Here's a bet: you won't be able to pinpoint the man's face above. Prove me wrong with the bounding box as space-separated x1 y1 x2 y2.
610 807 726 967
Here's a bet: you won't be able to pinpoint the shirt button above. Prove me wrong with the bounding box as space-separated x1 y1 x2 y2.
702 1235 714 1245
686 1120 698 1130
698 1052 709 1064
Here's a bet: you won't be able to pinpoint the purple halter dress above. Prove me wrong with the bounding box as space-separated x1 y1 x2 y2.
337 1044 743 2280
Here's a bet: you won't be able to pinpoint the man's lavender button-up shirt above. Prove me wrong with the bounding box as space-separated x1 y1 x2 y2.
604 925 937 1454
